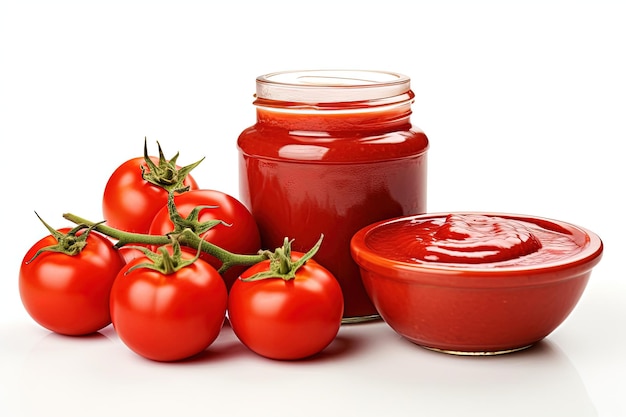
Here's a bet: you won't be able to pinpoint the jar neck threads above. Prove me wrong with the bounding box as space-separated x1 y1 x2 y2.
253 70 415 132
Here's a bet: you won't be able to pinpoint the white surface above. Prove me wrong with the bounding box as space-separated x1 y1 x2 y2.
1 1 624 416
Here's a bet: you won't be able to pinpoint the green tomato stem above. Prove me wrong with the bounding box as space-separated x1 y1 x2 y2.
62 212 267 273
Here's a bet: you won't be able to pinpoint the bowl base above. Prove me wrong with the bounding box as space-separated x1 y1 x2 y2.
421 344 534 356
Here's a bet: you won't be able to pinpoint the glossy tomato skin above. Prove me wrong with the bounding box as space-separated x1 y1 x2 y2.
110 254 228 362
102 156 198 234
228 253 344 360
19 229 126 336
149 189 261 290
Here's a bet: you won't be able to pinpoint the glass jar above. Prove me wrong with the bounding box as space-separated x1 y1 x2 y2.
237 70 429 322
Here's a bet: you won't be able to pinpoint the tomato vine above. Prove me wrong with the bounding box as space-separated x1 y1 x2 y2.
63 208 268 274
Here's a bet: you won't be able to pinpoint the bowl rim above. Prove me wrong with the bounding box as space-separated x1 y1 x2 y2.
350 211 604 282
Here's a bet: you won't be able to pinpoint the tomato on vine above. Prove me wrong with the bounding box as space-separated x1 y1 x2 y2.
102 138 202 234
110 241 228 362
228 236 344 360
149 189 261 290
19 214 126 336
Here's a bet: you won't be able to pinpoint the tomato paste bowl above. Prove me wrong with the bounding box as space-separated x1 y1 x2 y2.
350 212 603 355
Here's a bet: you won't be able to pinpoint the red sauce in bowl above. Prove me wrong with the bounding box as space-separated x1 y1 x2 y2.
351 212 604 353
365 213 584 267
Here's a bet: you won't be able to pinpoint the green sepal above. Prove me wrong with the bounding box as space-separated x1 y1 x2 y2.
165 191 230 236
140 137 205 193
242 234 324 282
125 237 202 275
26 212 104 263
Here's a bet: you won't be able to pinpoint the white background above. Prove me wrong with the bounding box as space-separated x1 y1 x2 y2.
1 1 624 416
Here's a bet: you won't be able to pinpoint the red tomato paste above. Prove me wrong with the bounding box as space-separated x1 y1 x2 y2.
237 70 429 321
365 213 584 267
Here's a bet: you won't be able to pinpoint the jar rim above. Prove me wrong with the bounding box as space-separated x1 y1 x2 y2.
255 69 411 104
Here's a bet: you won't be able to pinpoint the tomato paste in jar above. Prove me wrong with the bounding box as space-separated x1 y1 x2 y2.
237 70 429 322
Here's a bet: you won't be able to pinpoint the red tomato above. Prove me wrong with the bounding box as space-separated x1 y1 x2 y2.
19 228 126 336
148 189 261 290
117 245 148 264
228 252 344 360
102 155 199 234
110 253 228 362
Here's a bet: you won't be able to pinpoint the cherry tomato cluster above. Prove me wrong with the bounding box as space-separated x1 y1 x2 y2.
19 140 344 362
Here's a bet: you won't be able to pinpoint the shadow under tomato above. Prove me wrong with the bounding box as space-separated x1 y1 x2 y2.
303 334 361 362
175 340 251 364
157 322 252 365
177 326 363 365
277 321 378 363
32 325 114 345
